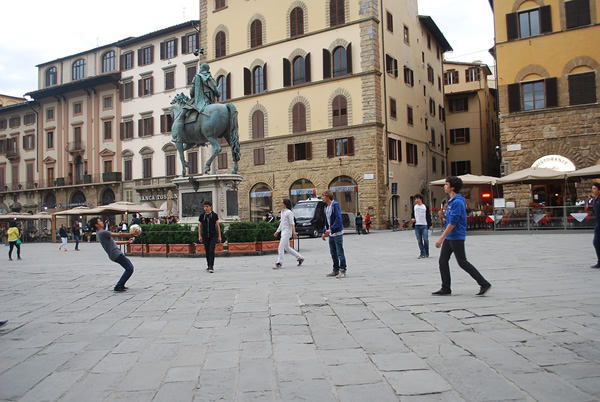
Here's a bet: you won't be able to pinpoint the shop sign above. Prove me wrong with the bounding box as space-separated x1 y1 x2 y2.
290 188 316 195
250 191 273 198
140 194 178 201
330 186 358 192
58 202 88 208
531 155 575 172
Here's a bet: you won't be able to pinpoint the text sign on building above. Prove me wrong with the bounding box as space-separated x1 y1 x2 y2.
531 155 575 172
506 144 521 151
140 194 178 201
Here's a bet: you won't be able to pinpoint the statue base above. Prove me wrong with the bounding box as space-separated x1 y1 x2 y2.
172 174 242 226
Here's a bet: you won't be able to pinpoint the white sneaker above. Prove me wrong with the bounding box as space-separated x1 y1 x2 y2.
336 270 346 278
273 262 282 269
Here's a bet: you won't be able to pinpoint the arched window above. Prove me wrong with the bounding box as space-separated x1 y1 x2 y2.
217 74 228 100
289 178 316 205
333 46 347 77
215 31 226 58
332 95 348 127
253 66 265 94
72 59 85 80
252 110 264 139
250 182 273 222
44 192 57 209
293 56 306 85
70 190 87 206
102 51 116 73
292 103 306 133
330 0 345 27
329 175 357 213
290 7 304 37
46 67 57 87
250 20 262 48
101 189 115 206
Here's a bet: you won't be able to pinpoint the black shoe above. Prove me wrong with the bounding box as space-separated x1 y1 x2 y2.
476 284 492 296
0 320 7 327
432 289 451 296
208 268 214 273
591 264 600 269
113 286 127 292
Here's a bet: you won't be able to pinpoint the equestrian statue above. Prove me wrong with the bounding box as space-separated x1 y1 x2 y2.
170 62 240 176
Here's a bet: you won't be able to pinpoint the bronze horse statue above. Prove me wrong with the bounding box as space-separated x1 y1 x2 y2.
170 92 240 176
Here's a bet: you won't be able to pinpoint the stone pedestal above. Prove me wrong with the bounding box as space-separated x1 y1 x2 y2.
172 174 242 226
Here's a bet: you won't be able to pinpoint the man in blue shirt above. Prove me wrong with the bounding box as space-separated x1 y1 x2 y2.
433 176 491 296
322 190 347 278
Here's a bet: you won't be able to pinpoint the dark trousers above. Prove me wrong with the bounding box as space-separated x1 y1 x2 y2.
114 254 134 288
438 239 489 292
74 234 80 250
8 241 20 259
594 226 600 264
203 236 217 268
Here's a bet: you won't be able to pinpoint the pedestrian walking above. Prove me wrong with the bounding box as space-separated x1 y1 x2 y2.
198 200 222 273
273 199 304 269
58 223 68 251
433 176 491 296
355 212 363 235
587 182 600 268
89 217 139 292
72 220 81 251
7 221 21 261
411 194 433 258
322 190 347 278
364 212 372 234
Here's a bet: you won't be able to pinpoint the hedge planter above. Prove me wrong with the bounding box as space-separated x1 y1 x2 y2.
127 244 148 254
228 241 259 254
195 243 224 254
168 244 195 254
148 244 168 255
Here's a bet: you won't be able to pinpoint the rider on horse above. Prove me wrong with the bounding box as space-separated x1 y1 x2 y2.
191 63 219 115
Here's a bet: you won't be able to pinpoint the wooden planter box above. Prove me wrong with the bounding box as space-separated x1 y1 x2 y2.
195 243 224 254
168 244 195 254
228 241 258 253
258 239 294 252
127 244 148 254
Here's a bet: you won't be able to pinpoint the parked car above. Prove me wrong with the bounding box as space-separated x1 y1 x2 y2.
293 198 325 237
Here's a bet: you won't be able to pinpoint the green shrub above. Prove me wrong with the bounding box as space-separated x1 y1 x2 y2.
256 220 279 241
224 221 257 243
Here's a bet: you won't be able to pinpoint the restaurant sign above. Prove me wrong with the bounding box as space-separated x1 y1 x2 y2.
531 155 575 172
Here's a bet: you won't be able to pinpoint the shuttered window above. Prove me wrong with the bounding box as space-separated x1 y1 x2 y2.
215 31 226 58
568 72 596 105
252 111 264 139
292 103 306 133
566 0 591 28
290 7 304 37
330 0 345 26
250 20 262 48
332 95 347 127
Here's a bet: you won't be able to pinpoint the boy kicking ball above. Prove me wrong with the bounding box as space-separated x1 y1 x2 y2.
89 217 140 292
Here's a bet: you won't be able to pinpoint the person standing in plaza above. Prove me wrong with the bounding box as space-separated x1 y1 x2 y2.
58 223 68 251
198 200 221 273
89 217 139 292
433 176 491 296
587 182 600 268
411 194 433 258
322 190 347 278
273 199 304 269
355 212 363 235
72 220 81 251
364 212 372 234
7 221 21 261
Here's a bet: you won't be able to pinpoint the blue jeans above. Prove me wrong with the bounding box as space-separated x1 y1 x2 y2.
328 235 346 272
74 234 80 250
114 254 134 288
415 225 429 256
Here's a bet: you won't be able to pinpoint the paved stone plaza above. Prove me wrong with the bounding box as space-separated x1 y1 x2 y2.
1 230 599 401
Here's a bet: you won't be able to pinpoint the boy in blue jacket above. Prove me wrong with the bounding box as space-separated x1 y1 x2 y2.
433 176 491 296
322 190 347 278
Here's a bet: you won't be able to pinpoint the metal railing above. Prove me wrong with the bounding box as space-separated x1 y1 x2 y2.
491 206 596 230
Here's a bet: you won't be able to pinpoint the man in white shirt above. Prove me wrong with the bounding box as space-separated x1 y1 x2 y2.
411 194 433 258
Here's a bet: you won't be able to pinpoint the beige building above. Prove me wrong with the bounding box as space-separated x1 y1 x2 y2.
490 0 600 206
195 0 451 225
443 61 500 207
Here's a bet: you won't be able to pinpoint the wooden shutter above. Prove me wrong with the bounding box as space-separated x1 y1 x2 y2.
119 54 125 71
181 35 187 53
346 43 352 74
306 142 312 160
138 119 143 137
283 58 291 87
173 38 178 57
150 76 154 95
160 115 166 133
508 83 521 112
506 13 518 40
394 59 398 78
120 123 125 140
263 63 268 91
150 45 154 63
545 77 558 108
138 79 142 97
540 5 552 34
288 144 294 162
119 83 124 101
465 128 471 143
323 49 332 79
226 73 231 99
327 139 334 158
348 137 355 156
137 49 143 66
160 42 165 60
149 117 154 135
582 72 596 104
398 140 402 161
577 0 591 26
305 53 311 83
290 9 298 37
243 68 251 95
450 130 456 144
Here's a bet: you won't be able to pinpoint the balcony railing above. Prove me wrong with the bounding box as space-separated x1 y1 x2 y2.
65 141 86 153
6 149 20 161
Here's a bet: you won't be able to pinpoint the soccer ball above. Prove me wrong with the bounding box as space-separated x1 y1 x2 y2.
129 224 142 234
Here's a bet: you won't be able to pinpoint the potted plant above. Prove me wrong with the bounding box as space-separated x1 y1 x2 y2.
168 224 196 255
195 222 225 254
225 221 259 254
144 224 169 255
256 220 281 253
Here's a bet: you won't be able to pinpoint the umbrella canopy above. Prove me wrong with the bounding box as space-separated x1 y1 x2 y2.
52 206 103 216
565 165 600 178
496 167 570 185
96 201 161 215
429 174 499 187
0 213 47 220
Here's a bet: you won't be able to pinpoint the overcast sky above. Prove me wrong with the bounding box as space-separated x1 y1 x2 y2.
0 0 494 98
